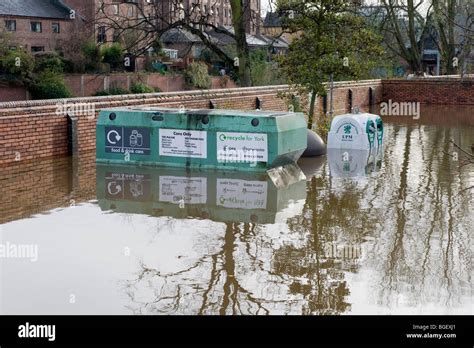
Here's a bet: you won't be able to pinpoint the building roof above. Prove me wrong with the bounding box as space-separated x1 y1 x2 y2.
161 28 204 44
162 26 289 51
209 27 271 48
0 0 71 20
256 35 289 49
264 12 282 28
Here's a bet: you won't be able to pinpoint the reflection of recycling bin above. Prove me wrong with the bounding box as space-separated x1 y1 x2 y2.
96 163 307 224
130 130 143 147
327 113 383 151
327 148 381 178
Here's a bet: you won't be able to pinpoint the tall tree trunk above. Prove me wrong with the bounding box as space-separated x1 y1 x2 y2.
433 0 457 74
230 0 252 87
406 0 424 73
381 0 427 74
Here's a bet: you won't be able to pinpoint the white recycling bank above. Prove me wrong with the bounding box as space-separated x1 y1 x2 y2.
327 112 383 151
327 112 384 177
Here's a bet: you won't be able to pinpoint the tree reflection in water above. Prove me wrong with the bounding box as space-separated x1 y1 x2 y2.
121 174 376 315
122 122 473 315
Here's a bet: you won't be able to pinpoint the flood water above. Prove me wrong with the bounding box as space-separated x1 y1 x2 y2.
0 105 472 315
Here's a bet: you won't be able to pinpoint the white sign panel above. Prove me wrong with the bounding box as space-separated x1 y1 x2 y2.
159 176 207 204
216 179 267 209
217 132 268 163
159 129 207 159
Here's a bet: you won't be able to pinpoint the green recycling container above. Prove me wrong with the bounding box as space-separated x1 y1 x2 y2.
96 107 308 171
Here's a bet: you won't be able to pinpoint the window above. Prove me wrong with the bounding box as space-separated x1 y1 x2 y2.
128 5 134 17
9 46 17 51
31 46 45 52
52 23 60 33
5 20 16 32
30 22 42 33
97 26 107 43
113 4 119 15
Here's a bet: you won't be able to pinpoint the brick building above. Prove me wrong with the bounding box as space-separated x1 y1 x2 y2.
1 0 262 70
57 0 261 45
0 0 79 53
1 0 260 49
60 0 156 45
162 0 261 35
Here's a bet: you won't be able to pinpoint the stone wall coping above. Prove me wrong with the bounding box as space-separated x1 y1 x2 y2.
382 75 474 83
0 79 383 111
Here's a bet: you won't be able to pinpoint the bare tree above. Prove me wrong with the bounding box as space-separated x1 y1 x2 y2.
94 0 257 86
379 0 434 74
432 0 474 75
366 0 473 75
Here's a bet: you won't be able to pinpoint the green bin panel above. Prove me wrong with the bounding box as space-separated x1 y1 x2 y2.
96 107 307 171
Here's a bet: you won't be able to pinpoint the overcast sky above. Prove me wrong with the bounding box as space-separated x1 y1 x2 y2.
260 0 431 16
261 0 275 16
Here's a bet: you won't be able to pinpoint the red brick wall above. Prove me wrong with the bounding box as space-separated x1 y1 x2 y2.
312 80 383 117
0 85 28 102
0 74 235 101
0 151 96 224
0 111 68 164
60 73 237 97
383 78 474 105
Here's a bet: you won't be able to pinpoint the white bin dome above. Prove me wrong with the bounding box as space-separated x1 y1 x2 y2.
327 113 383 151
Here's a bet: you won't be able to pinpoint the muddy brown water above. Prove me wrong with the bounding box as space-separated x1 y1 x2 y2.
0 105 472 315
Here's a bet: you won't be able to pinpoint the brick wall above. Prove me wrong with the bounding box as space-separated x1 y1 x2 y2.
383 78 474 105
3 73 238 100
312 80 383 116
0 111 68 163
0 84 29 102
0 151 96 224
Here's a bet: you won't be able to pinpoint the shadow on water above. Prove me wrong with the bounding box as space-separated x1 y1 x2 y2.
0 105 472 315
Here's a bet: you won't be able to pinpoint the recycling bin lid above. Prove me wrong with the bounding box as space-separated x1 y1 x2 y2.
105 107 292 118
